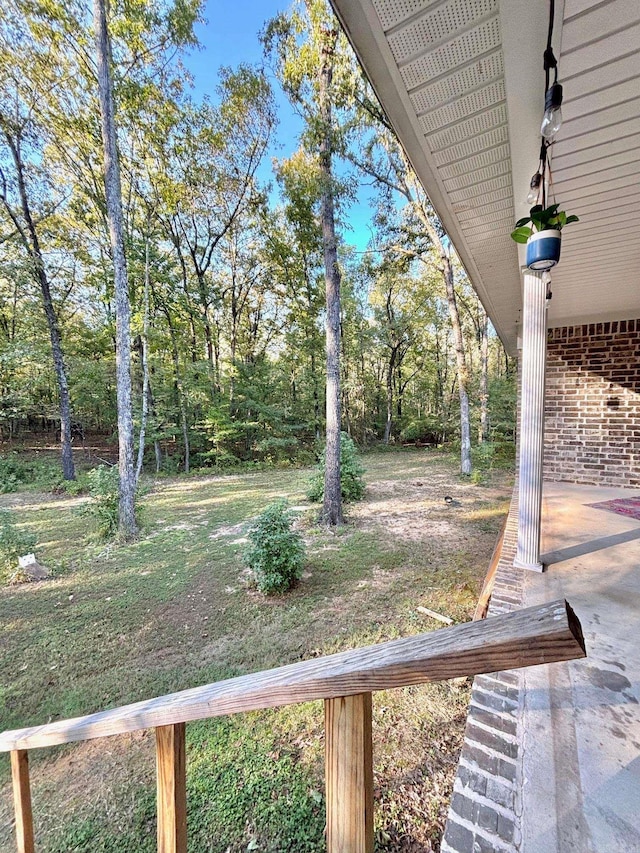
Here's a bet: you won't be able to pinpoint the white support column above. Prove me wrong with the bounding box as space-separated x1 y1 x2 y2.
514 269 548 572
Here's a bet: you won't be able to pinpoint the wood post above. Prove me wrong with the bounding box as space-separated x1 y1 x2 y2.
11 749 35 853
156 723 187 853
325 693 373 853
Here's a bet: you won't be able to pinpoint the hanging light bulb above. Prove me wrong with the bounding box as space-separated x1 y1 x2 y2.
541 81 563 141
527 172 542 205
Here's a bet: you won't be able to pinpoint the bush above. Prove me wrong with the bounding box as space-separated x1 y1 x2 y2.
0 454 60 493
244 500 305 595
79 465 121 540
0 509 37 573
471 440 516 471
307 432 365 503
399 416 442 445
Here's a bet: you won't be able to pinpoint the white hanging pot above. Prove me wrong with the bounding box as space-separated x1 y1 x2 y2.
526 229 561 271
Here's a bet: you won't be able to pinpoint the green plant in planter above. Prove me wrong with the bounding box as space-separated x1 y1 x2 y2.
511 203 579 243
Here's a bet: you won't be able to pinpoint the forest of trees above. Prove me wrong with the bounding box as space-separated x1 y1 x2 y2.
0 0 516 531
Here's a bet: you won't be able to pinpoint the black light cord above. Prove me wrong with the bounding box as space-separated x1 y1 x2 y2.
540 0 557 208
544 0 556 91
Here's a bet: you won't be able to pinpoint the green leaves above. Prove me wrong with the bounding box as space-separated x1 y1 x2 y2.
0 508 37 574
510 226 533 244
307 432 365 503
510 203 579 243
244 499 305 595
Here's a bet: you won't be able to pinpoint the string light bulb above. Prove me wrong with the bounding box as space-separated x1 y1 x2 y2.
541 81 563 141
527 172 542 205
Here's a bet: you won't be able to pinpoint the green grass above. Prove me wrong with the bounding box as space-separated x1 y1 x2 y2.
0 449 513 852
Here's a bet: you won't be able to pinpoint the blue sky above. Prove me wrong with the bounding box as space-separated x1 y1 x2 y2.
182 0 377 252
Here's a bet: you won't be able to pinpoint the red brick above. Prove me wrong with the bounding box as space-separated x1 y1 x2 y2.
543 318 640 487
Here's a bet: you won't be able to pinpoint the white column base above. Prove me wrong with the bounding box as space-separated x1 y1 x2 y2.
513 556 545 572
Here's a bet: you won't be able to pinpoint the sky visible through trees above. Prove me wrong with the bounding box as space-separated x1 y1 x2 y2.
184 0 378 251
0 0 516 533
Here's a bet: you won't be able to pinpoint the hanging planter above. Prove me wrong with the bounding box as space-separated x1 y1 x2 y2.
511 203 579 271
525 229 561 270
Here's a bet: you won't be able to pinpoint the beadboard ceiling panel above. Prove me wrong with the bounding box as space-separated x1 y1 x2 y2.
331 0 640 351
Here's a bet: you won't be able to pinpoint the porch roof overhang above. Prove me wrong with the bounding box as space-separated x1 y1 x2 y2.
330 0 640 355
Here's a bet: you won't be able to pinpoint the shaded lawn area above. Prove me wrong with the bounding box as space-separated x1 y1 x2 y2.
0 449 513 852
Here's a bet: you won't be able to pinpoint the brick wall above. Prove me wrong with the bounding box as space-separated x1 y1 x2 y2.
544 319 640 487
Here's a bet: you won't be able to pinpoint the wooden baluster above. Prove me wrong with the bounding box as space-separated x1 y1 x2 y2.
11 749 35 853
325 693 373 853
156 723 187 853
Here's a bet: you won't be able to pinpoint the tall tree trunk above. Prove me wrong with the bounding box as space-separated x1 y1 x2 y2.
136 235 151 483
160 303 190 473
442 254 472 474
351 138 473 473
409 178 472 474
383 348 397 445
305 276 321 440
479 308 490 443
341 317 352 438
0 134 75 480
319 28 342 526
309 344 321 440
359 330 367 445
93 0 137 536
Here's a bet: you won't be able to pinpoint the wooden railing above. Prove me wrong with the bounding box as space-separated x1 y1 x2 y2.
1 599 586 853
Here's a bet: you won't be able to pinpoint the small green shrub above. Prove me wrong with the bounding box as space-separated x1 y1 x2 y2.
0 453 60 493
307 432 365 503
55 473 90 496
472 442 496 470
399 416 442 445
79 465 121 540
244 500 305 595
0 509 37 573
471 440 516 471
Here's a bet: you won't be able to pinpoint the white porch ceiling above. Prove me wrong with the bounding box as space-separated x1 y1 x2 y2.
331 0 640 354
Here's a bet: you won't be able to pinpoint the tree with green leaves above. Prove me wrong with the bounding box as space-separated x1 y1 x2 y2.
93 0 137 536
348 111 473 473
0 12 76 479
264 0 355 524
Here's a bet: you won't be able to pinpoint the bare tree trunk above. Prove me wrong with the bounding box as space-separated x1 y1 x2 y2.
0 136 75 481
169 315 190 473
351 138 473 474
383 350 397 445
479 308 490 443
310 345 321 440
136 235 150 483
442 254 472 474
319 28 342 526
305 274 321 440
400 172 472 472
93 0 137 537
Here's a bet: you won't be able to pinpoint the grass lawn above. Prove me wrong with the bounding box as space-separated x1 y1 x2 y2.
0 448 513 852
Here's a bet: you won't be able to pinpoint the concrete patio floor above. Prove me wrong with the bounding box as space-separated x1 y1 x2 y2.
520 481 640 852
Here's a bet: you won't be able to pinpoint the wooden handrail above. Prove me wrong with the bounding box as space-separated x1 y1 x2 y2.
5 599 586 853
1 599 584 753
